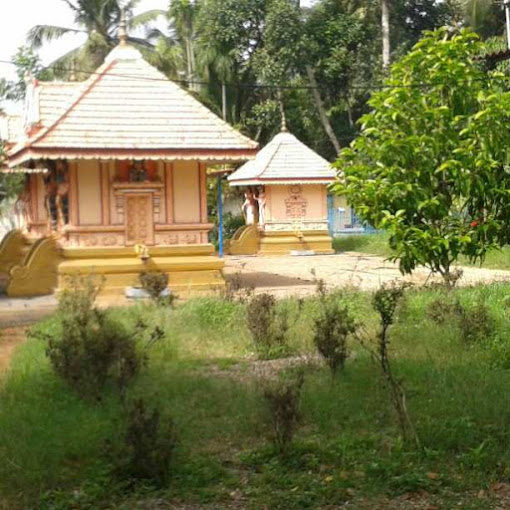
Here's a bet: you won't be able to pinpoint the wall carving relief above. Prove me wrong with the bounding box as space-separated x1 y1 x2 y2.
62 234 124 247
285 185 308 219
155 231 207 246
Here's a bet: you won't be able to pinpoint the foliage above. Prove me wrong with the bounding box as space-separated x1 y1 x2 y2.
27 0 162 79
246 293 291 359
333 29 510 285
29 277 145 400
110 398 177 487
459 300 496 343
261 369 305 454
2 285 510 508
139 271 172 305
313 291 358 375
371 282 420 447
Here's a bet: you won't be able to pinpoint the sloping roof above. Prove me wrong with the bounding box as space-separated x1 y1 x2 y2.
8 42 258 166
0 113 24 146
228 131 335 186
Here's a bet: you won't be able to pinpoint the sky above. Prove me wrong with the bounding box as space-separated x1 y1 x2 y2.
0 0 315 111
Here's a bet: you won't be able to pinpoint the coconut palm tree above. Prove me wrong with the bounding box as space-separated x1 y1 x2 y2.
146 0 200 85
381 0 390 70
463 0 505 38
27 0 165 78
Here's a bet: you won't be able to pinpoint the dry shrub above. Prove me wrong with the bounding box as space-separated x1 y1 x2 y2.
111 398 177 487
31 277 146 400
246 293 291 359
459 301 496 343
261 369 305 454
426 294 496 343
313 295 358 375
140 271 175 305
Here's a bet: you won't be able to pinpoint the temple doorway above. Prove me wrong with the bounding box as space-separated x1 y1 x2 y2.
125 194 154 246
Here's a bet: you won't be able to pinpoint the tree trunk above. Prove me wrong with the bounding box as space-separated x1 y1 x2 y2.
381 0 390 71
305 65 341 155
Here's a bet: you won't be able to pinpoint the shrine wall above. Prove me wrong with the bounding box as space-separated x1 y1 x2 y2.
266 185 327 223
77 160 102 225
172 161 200 223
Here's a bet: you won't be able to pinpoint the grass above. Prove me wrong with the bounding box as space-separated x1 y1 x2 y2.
1 285 510 509
333 233 510 270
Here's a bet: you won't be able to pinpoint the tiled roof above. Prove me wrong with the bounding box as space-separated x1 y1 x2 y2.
0 113 23 145
8 43 258 166
228 131 335 185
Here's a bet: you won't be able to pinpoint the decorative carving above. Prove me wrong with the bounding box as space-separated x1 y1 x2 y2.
112 182 163 233
159 234 179 245
125 195 154 245
62 234 123 247
0 230 27 275
265 220 328 232
7 236 59 297
185 234 198 245
285 185 307 219
43 160 70 234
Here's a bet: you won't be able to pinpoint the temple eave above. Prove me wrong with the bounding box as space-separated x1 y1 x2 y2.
7 147 258 168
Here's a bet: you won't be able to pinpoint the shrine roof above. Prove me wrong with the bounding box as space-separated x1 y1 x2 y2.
7 42 258 167
228 131 336 186
0 113 23 146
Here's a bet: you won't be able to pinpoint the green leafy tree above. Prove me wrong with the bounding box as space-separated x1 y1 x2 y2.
333 28 510 284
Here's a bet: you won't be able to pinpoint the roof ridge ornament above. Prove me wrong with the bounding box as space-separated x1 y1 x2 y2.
278 89 288 133
118 8 128 45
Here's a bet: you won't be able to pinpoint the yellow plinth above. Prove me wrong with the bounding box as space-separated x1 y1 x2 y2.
58 244 225 297
258 230 334 255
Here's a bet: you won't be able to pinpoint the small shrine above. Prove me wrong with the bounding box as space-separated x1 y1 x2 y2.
227 125 335 255
0 28 258 297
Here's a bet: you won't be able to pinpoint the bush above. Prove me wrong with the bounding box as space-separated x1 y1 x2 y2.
426 295 464 325
30 278 145 400
111 398 177 487
246 294 291 359
459 301 496 344
261 370 305 455
140 271 174 305
313 296 358 375
426 294 496 343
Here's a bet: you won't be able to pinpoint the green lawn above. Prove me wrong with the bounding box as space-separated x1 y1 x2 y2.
2 286 510 509
333 233 510 270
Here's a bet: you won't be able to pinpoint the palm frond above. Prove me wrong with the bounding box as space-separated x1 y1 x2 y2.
44 46 84 79
130 9 167 30
61 0 81 15
145 27 173 43
126 36 156 50
27 25 83 49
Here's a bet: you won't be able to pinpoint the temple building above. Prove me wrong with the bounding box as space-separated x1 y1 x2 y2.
227 126 335 255
0 34 258 297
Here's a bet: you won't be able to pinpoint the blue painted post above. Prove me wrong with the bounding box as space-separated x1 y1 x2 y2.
218 176 224 258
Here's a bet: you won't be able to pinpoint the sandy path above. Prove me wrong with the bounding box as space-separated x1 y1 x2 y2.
224 252 510 295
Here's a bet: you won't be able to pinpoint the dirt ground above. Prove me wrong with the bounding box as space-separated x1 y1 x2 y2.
224 252 510 297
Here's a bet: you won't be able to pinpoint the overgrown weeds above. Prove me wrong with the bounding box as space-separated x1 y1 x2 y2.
140 271 175 306
426 292 496 343
29 277 157 400
261 369 305 455
312 278 358 375
369 282 420 448
109 398 177 487
246 293 291 359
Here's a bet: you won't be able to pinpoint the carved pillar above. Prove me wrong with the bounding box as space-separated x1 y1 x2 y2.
165 162 174 224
